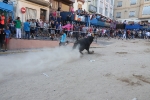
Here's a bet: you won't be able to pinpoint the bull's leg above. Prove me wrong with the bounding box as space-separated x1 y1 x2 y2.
79 47 84 55
79 50 83 55
86 46 94 54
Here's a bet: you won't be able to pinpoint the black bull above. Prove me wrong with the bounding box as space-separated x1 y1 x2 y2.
73 36 94 54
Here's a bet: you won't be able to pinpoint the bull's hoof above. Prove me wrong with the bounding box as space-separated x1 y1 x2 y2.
91 51 94 53
88 51 94 54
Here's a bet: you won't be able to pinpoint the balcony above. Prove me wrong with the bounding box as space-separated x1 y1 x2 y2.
116 16 121 18
117 5 122 7
129 15 135 17
26 0 50 6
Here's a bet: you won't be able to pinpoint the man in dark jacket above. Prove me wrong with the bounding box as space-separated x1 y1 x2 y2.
0 28 6 51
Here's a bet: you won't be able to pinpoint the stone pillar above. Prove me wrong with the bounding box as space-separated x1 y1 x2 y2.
97 0 100 13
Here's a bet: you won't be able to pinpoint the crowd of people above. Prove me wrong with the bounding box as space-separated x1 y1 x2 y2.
0 7 150 52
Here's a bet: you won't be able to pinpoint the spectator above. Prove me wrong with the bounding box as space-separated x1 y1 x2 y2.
30 19 36 39
123 30 126 39
81 25 87 38
70 6 74 14
0 28 6 52
57 16 61 24
24 20 30 39
35 19 40 37
74 23 80 41
50 20 56 40
59 30 67 46
10 21 15 37
0 13 5 29
4 26 11 51
87 30 92 37
39 19 44 34
7 16 12 23
145 31 150 41
53 10 57 19
43 21 50 37
55 21 60 38
59 22 63 34
15 17 22 39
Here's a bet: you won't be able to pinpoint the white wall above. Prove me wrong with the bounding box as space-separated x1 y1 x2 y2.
97 0 114 19
16 0 49 22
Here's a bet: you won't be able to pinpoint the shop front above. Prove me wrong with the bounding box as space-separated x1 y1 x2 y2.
16 0 50 22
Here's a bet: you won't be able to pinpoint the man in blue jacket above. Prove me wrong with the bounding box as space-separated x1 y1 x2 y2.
24 20 30 39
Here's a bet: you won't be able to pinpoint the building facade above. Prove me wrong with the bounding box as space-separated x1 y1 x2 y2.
73 0 114 19
15 0 50 22
114 0 150 23
97 0 114 19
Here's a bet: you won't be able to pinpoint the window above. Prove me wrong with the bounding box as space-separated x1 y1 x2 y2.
129 11 135 17
52 1 58 9
110 13 112 19
99 7 103 14
111 0 113 5
117 1 122 7
145 0 150 1
40 9 47 21
116 12 121 18
25 8 37 20
106 0 109 2
130 0 136 5
110 7 112 13
100 1 103 6
142 6 150 15
105 4 108 8
95 0 98 6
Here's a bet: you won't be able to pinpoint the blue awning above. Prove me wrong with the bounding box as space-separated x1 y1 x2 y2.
90 18 97 25
0 2 13 12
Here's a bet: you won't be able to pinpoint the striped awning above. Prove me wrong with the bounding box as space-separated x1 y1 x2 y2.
0 2 13 12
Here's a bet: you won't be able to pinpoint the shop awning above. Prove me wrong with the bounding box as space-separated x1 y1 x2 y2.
0 2 13 12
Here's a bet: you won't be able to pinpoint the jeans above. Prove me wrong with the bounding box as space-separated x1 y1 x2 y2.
25 31 30 39
16 28 21 38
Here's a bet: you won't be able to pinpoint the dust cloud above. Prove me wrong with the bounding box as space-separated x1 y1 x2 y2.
0 46 80 81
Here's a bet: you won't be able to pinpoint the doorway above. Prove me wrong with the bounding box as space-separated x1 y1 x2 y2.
40 9 47 21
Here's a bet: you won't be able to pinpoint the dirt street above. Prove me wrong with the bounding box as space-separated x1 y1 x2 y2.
0 39 150 100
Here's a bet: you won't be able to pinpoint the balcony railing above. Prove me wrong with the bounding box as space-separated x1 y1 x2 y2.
26 0 50 6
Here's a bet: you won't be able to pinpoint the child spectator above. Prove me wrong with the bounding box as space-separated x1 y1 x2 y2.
4 26 11 51
10 21 15 37
59 30 67 46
